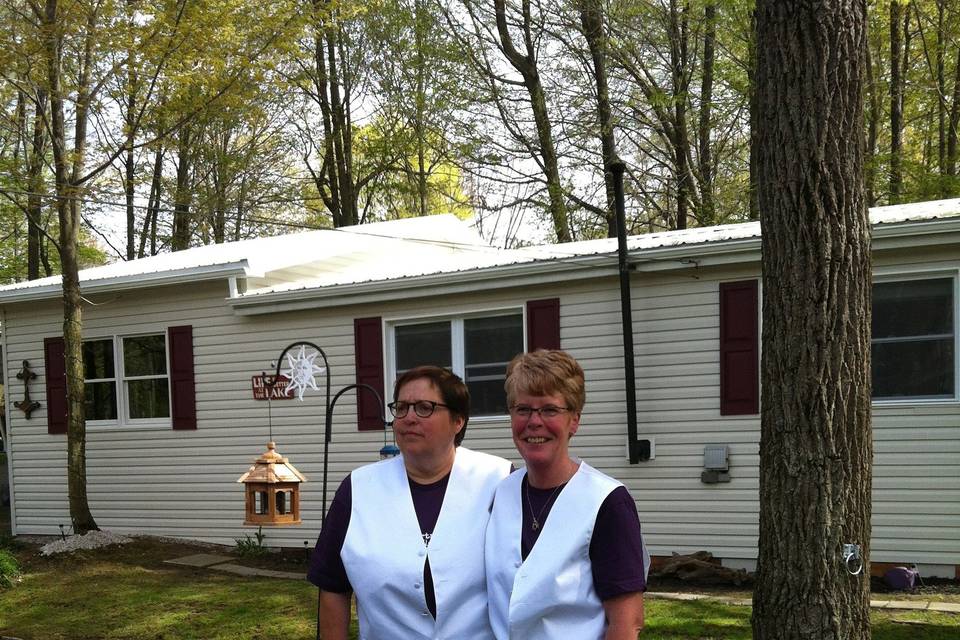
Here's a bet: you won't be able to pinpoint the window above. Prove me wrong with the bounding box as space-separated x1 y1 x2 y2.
390 312 524 416
872 277 955 400
83 334 171 423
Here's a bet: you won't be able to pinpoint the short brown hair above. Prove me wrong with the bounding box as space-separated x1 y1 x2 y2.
504 349 585 413
394 365 470 446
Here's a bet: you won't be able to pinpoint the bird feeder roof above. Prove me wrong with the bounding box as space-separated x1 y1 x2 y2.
237 441 307 484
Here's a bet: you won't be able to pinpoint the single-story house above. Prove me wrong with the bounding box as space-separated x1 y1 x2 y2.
1 203 958 577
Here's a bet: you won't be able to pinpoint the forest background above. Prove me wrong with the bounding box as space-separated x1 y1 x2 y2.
0 0 957 284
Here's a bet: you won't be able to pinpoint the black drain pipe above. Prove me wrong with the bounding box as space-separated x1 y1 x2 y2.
610 161 645 464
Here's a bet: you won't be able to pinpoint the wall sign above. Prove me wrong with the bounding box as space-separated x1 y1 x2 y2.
251 375 295 401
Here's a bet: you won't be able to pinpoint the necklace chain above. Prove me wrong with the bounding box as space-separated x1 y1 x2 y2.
524 478 563 531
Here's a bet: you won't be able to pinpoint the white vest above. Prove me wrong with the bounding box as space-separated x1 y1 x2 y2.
485 463 621 640
342 446 511 640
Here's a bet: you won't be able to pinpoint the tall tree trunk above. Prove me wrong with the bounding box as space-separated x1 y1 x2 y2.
936 0 945 192
748 9 759 221
669 0 690 230
311 0 343 225
414 0 428 218
171 127 193 251
27 92 48 280
865 43 880 206
752 1 872 638
890 0 905 202
139 149 163 258
234 174 246 241
44 0 98 535
494 0 571 242
578 0 617 237
124 145 135 259
326 13 356 226
124 0 137 260
698 1 716 225
948 46 960 180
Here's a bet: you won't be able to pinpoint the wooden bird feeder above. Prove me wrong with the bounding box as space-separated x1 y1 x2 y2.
237 441 307 526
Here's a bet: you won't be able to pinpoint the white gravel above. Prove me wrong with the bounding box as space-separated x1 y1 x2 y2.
40 530 133 556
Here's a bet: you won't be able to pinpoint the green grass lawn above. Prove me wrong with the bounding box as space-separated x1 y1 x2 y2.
0 538 957 639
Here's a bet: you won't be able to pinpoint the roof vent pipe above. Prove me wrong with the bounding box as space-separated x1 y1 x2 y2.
610 160 644 464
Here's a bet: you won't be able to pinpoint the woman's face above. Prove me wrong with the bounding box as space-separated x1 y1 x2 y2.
510 391 580 472
394 377 464 462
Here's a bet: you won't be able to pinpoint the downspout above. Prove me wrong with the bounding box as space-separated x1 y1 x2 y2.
610 161 647 463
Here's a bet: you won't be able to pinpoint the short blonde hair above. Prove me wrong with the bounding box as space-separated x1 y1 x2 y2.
504 349 585 413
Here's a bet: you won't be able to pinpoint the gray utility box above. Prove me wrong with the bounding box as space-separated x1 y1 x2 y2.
701 444 731 484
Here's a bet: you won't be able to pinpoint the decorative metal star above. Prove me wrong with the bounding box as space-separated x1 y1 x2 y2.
281 345 326 401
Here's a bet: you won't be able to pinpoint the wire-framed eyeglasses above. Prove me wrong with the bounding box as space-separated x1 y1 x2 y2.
509 405 572 420
388 400 450 419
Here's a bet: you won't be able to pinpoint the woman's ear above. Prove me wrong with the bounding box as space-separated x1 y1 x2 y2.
568 412 581 437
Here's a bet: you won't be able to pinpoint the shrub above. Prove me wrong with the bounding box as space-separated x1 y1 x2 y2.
235 527 267 558
0 548 20 588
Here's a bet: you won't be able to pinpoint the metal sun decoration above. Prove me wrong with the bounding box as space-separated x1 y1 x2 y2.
236 341 396 528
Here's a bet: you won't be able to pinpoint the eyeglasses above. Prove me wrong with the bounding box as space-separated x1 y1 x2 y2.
509 405 572 420
388 400 450 419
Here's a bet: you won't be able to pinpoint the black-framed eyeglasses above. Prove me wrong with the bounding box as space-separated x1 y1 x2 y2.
388 400 450 419
509 404 572 420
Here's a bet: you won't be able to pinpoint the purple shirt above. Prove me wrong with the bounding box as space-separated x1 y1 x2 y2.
308 470 647 605
521 475 648 599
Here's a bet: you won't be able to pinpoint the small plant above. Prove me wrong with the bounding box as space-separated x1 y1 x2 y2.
0 548 20 588
235 526 267 558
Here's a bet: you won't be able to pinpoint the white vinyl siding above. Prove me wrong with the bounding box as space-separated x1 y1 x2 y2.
2 245 958 574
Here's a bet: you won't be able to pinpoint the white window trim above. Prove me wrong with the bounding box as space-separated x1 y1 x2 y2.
85 332 173 429
384 306 526 421
871 269 959 406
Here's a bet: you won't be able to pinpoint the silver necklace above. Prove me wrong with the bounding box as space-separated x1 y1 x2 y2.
524 479 563 531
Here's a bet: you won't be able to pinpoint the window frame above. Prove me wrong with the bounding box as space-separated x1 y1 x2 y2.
871 269 959 406
83 332 173 428
385 306 526 421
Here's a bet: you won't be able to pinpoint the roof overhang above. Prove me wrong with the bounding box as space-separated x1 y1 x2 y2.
0 262 248 305
229 215 960 315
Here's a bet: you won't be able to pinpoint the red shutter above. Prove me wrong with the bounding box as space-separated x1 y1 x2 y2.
719 280 759 415
168 325 197 430
526 298 561 351
354 317 385 431
43 337 68 434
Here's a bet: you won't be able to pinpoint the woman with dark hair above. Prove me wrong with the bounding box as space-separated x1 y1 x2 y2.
308 365 511 640
486 349 649 640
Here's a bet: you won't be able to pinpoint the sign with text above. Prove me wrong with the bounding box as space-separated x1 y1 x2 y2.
252 375 295 400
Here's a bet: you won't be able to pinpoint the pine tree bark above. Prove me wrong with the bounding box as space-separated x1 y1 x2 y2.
752 1 872 638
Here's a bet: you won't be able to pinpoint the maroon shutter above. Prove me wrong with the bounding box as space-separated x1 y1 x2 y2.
43 337 68 434
719 280 759 415
526 298 561 351
354 317 385 431
168 325 197 430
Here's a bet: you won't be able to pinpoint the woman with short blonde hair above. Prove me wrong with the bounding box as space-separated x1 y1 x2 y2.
487 349 648 640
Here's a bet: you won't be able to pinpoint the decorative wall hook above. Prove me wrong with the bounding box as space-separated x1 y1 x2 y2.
15 360 41 419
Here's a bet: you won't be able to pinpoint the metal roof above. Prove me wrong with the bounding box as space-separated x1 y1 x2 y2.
2 199 959 307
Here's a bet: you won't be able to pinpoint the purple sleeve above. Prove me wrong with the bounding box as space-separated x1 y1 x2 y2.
589 485 647 600
306 475 353 592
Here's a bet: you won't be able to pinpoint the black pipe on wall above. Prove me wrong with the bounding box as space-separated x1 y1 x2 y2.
610 161 645 464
